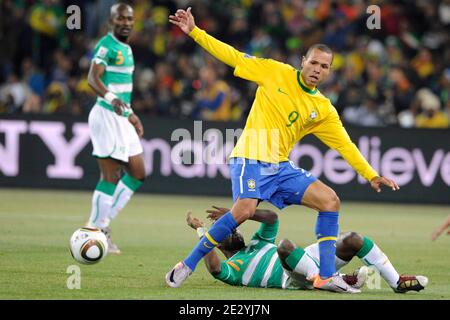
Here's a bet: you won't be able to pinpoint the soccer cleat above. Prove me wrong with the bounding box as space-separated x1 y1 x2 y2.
342 266 369 289
165 261 192 288
313 274 361 293
393 275 428 293
101 227 121 255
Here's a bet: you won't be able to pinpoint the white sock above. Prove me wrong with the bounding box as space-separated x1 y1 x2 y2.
109 180 134 220
358 238 400 288
88 190 113 229
288 248 319 280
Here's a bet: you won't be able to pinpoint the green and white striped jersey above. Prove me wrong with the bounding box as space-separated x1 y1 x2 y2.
92 32 134 116
213 221 285 288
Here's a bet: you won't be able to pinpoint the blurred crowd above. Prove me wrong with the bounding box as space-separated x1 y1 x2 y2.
0 0 449 128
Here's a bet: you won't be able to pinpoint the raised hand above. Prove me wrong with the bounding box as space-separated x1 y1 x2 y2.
186 210 205 229
370 176 400 193
168 7 195 34
206 206 230 221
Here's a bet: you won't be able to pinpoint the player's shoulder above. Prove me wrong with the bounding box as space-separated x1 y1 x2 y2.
268 59 295 73
96 33 124 50
314 90 336 108
96 33 112 45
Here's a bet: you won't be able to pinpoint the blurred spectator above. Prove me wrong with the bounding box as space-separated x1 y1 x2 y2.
42 81 69 114
414 88 450 129
22 93 42 114
411 48 435 86
388 66 416 115
28 0 67 69
343 96 386 127
0 73 31 113
194 65 232 121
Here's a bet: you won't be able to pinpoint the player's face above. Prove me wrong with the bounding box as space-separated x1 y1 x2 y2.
301 49 333 87
111 7 134 40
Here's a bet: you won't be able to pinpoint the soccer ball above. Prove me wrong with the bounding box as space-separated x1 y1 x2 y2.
69 227 108 264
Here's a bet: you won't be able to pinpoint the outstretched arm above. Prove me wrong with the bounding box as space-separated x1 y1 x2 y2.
169 7 241 68
186 211 222 274
169 7 277 86
313 111 399 193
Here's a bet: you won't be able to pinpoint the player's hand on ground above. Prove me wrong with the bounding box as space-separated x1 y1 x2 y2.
111 98 128 116
370 176 400 193
169 7 195 34
431 229 442 241
206 206 230 221
128 113 144 137
430 228 449 241
186 210 204 229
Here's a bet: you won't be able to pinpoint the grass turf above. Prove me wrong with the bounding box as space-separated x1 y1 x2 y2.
0 189 448 300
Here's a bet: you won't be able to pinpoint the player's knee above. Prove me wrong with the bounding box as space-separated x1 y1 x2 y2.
133 174 146 182
102 172 120 184
277 238 296 260
240 206 255 220
233 199 256 222
341 232 364 251
320 191 340 212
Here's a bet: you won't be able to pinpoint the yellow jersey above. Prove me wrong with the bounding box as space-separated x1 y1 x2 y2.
189 27 378 181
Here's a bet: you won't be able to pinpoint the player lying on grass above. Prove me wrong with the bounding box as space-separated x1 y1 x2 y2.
185 206 428 293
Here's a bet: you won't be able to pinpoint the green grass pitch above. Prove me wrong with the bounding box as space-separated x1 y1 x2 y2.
0 188 448 300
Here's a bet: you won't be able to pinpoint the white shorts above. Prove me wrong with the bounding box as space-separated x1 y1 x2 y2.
282 243 349 290
88 104 143 162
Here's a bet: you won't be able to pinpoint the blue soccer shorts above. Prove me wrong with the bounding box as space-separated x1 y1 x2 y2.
229 158 317 209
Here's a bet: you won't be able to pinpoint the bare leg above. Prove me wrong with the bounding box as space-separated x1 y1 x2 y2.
124 153 146 180
335 232 364 262
230 197 258 225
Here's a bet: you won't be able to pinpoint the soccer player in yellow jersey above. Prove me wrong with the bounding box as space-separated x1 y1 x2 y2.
166 7 400 293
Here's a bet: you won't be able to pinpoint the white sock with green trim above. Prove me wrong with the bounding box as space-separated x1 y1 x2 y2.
286 247 319 281
109 174 143 220
88 180 116 229
356 237 400 288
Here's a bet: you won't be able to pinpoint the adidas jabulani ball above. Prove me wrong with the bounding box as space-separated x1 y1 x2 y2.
69 227 108 264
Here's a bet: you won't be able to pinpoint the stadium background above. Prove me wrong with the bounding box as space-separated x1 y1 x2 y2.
0 0 449 301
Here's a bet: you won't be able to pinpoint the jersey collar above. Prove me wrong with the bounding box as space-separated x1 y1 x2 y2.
297 70 318 95
108 32 131 47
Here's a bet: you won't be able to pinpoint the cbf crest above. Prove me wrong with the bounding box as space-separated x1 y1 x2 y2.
303 109 318 128
247 179 256 191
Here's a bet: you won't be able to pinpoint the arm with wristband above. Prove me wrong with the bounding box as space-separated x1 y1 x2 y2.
88 61 143 136
186 211 222 275
88 56 129 117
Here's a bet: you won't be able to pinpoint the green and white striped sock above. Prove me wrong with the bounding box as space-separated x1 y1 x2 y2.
357 237 400 288
88 180 116 229
109 174 143 220
286 247 319 280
